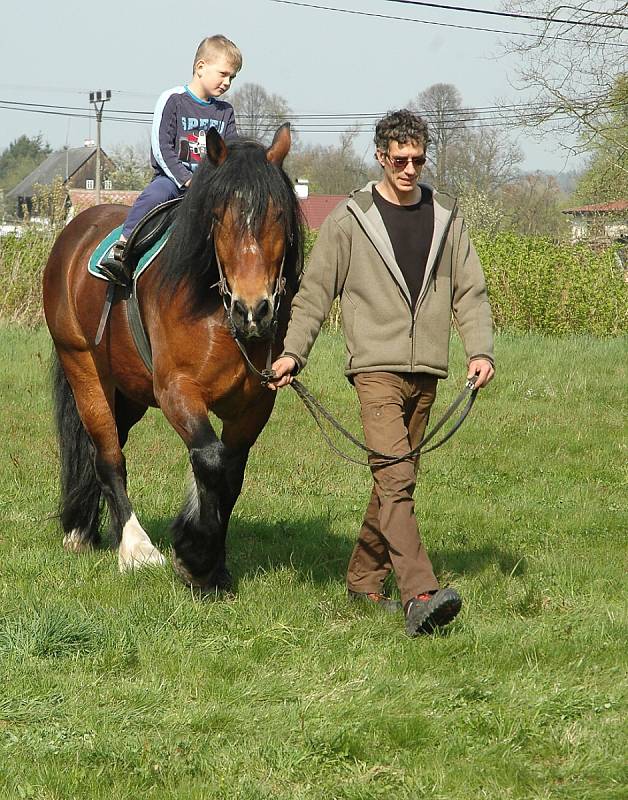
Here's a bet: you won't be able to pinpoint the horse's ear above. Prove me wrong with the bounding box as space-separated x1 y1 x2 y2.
266 123 291 166
206 128 228 166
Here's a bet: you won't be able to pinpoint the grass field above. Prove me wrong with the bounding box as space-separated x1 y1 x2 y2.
0 327 626 799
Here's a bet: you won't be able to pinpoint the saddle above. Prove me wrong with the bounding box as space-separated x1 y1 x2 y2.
122 196 184 273
94 197 183 353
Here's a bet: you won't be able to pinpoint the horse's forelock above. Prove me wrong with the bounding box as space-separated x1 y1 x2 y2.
158 136 303 316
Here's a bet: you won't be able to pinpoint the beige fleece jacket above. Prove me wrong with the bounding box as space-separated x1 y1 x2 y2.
282 182 494 379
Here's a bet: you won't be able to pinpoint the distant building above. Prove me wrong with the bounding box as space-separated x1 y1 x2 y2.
68 188 140 219
295 180 346 230
6 145 115 219
66 179 347 231
562 200 628 243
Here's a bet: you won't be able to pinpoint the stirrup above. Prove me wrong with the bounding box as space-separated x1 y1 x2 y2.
100 242 130 286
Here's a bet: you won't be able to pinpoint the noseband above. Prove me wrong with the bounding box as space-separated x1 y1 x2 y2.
209 226 290 384
210 232 287 341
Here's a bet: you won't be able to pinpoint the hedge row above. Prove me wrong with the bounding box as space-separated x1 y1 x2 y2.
1 226 626 335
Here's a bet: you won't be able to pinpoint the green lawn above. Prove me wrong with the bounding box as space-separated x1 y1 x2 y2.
0 328 626 799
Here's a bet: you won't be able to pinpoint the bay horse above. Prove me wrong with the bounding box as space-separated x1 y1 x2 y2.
43 125 302 593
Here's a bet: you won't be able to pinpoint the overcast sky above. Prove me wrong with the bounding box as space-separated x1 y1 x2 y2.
0 0 579 174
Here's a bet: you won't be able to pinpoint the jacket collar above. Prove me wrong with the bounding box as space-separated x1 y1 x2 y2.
346 181 458 310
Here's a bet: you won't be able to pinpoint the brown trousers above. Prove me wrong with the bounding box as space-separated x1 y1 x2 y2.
346 372 440 606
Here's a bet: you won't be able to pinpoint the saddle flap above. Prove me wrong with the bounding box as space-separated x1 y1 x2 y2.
124 197 184 268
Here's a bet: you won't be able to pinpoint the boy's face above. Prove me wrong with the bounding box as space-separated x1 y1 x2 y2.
196 56 238 98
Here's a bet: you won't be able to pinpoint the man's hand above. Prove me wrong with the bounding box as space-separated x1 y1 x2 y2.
266 356 297 391
467 358 494 389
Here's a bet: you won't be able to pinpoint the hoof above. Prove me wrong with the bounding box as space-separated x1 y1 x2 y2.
118 543 166 572
63 530 96 554
118 513 166 572
172 553 233 595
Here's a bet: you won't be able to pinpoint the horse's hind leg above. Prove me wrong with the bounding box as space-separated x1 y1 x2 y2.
53 354 101 552
54 350 165 570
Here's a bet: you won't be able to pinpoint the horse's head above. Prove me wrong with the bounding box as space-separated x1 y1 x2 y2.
207 125 294 340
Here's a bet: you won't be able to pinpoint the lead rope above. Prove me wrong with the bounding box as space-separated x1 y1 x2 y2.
211 235 478 466
288 376 478 466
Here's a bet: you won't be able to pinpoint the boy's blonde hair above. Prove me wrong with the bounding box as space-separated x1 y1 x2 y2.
193 35 242 74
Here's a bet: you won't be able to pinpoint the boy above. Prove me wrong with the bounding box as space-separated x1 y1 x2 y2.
100 34 242 285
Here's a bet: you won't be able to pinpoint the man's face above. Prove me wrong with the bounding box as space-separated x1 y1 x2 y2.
197 56 238 98
376 140 426 196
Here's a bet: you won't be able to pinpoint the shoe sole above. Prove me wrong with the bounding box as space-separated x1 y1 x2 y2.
405 589 462 636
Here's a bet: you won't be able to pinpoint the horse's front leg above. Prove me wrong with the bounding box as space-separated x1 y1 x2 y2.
157 381 236 592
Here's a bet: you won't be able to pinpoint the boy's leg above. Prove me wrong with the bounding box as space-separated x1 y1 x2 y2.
121 175 183 239
347 372 439 607
100 176 183 284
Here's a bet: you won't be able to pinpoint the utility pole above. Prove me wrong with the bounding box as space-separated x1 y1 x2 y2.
89 90 111 204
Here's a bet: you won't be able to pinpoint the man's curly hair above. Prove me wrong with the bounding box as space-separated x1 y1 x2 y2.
374 109 430 152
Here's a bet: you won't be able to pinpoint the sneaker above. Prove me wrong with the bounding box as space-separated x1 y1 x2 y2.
348 589 402 614
404 587 462 636
99 240 130 286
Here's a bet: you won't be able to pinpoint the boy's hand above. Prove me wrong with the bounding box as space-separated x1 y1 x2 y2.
467 358 494 389
267 356 297 391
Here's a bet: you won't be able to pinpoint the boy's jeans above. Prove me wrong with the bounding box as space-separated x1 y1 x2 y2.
122 175 185 239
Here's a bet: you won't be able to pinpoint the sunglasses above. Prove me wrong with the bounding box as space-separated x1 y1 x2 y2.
385 154 427 169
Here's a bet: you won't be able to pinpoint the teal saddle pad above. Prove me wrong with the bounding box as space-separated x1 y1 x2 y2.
88 224 172 282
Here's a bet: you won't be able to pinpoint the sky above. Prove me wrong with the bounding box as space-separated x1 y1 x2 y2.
0 0 581 176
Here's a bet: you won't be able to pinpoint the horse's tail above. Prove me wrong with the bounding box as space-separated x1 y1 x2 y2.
52 350 102 539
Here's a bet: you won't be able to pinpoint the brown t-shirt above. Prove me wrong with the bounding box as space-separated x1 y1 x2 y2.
372 186 435 309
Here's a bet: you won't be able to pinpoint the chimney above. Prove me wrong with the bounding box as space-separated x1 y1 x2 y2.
295 178 309 199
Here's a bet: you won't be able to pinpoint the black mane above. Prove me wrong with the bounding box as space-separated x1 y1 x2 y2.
158 138 303 316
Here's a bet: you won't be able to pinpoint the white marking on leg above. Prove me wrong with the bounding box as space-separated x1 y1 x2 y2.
63 529 94 554
118 513 166 572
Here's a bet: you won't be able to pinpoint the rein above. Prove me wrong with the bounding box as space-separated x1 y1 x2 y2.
229 309 479 465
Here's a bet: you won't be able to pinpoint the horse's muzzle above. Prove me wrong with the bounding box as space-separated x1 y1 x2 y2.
230 296 275 339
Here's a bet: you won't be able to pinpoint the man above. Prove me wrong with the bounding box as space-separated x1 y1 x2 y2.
269 109 495 636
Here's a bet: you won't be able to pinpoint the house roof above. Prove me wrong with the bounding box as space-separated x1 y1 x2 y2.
68 188 347 230
6 147 101 199
69 188 140 214
562 200 628 215
299 195 346 229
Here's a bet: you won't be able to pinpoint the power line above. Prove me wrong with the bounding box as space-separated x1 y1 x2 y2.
270 0 628 46
1 96 623 128
2 101 619 136
382 0 628 31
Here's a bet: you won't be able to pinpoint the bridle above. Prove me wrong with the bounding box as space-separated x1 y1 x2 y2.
210 225 287 340
209 224 288 382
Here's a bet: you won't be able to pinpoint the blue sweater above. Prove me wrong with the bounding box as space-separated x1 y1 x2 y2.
150 85 237 187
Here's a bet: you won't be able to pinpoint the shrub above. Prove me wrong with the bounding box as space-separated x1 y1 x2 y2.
474 231 627 336
0 226 55 327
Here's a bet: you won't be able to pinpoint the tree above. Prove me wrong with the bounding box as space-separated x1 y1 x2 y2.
448 126 523 195
109 144 153 190
0 134 51 192
569 74 628 204
230 83 293 145
499 173 569 237
500 2 627 156
286 129 379 195
408 83 470 192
